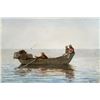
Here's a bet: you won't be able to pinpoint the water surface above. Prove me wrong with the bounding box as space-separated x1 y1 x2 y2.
1 49 100 83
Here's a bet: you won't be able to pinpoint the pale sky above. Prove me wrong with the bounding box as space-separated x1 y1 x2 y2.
2 18 100 49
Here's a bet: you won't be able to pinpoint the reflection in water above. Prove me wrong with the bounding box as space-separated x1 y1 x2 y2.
15 64 75 79
15 68 32 76
64 70 74 79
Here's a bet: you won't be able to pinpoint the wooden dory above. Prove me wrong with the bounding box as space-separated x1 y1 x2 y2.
14 51 75 67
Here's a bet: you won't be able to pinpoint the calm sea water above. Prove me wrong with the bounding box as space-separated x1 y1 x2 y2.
1 49 100 83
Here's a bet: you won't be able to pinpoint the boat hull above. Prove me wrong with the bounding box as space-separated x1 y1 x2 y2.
17 63 74 70
18 53 75 66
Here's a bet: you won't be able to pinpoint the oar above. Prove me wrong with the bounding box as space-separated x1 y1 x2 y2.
22 58 36 67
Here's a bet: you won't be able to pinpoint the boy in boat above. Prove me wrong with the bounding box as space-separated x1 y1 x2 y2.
63 45 74 58
68 45 74 53
40 52 48 59
65 45 69 54
35 52 48 62
63 45 69 56
67 45 74 58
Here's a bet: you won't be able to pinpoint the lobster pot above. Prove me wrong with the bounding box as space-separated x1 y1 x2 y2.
27 54 33 59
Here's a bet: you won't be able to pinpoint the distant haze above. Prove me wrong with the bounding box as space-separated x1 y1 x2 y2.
1 18 100 49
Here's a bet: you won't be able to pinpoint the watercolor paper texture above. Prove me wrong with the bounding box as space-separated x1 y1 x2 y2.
2 18 99 49
1 18 100 83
